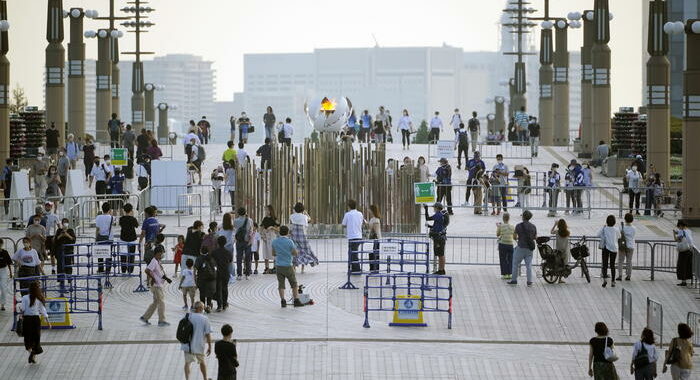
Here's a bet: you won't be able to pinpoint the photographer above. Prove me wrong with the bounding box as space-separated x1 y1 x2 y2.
424 202 448 275
139 246 171 327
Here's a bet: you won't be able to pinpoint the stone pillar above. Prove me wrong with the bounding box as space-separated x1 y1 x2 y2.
111 35 120 119
508 79 515 118
67 8 85 139
580 10 594 156
0 1 8 164
591 1 611 150
647 0 670 185
682 20 700 224
144 83 155 131
157 103 168 141
487 113 495 134
539 24 554 145
46 0 65 147
495 96 506 133
95 29 112 143
553 21 570 146
512 63 527 116
131 62 145 132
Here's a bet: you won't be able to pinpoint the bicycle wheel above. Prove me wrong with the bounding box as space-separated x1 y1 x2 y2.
580 259 591 283
541 263 559 284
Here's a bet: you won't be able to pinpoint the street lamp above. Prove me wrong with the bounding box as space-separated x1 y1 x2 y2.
67 8 97 139
47 0 65 148
591 0 613 150
144 83 163 132
551 18 581 147
538 20 554 145
567 10 596 157
157 102 173 143
85 28 122 143
665 18 700 224
502 1 537 116
0 1 9 164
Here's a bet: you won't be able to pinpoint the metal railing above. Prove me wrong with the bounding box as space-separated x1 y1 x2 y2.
621 288 633 336
688 312 700 347
647 297 664 348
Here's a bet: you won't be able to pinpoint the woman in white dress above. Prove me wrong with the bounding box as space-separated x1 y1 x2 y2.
289 202 318 273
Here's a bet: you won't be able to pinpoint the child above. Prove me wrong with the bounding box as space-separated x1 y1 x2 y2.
178 258 196 310
215 324 239 380
251 222 261 275
0 239 13 311
171 234 185 276
145 233 165 265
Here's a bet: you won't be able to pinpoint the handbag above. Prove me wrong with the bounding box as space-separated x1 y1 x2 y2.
677 231 691 252
666 338 681 364
633 342 650 368
603 337 619 362
618 224 628 251
15 318 23 337
248 125 255 133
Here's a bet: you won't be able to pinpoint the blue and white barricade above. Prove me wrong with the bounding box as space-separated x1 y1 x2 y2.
363 272 453 329
340 238 430 290
63 241 147 292
12 275 105 330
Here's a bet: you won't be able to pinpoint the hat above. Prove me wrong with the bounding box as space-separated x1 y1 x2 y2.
551 163 559 168
439 158 448 163
569 159 578 165
433 202 444 210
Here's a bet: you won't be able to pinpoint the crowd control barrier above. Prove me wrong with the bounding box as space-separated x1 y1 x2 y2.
621 288 632 336
688 312 700 347
63 241 147 292
339 238 430 290
363 272 453 329
647 297 664 348
12 274 104 330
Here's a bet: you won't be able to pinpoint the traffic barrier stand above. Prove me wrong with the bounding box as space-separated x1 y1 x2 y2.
620 288 632 336
363 272 453 329
64 241 147 292
647 297 663 348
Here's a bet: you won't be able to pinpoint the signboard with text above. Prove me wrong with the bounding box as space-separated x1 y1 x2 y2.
414 182 436 204
111 148 128 166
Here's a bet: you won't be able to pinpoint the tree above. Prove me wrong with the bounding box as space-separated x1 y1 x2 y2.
412 120 430 144
9 84 27 114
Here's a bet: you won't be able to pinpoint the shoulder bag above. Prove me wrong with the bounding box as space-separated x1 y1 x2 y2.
603 337 619 362
665 338 681 365
618 224 628 251
677 231 691 252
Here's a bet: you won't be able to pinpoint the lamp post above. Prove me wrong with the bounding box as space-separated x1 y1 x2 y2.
46 0 65 147
502 2 537 117
552 19 580 146
538 21 554 145
568 11 594 156
665 19 700 224
157 102 169 141
0 2 9 164
495 96 506 133
144 83 160 132
508 78 516 117
67 8 96 139
646 0 670 185
591 0 613 151
85 28 122 143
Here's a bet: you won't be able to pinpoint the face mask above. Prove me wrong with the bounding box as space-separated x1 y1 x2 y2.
105 160 111 165
63 222 69 228
497 160 503 163
59 152 64 156
34 220 40 225
632 166 637 171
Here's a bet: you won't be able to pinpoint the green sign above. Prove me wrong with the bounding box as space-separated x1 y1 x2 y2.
414 182 436 204
111 148 128 166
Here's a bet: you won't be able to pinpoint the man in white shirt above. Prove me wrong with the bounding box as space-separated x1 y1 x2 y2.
429 111 443 142
95 202 114 273
450 108 462 136
341 199 365 273
44 202 61 274
89 155 114 195
236 142 250 167
141 246 172 327
281 118 294 146
181 301 212 380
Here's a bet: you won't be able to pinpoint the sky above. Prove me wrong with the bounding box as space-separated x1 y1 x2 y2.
7 0 644 109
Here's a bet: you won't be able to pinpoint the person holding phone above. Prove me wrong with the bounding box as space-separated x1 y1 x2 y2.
673 220 694 287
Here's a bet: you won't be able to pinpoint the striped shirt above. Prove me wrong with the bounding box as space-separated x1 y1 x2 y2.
514 111 529 128
497 223 515 245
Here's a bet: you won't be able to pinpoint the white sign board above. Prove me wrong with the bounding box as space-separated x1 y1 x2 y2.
380 242 400 258
436 140 454 160
92 244 112 259
63 169 90 215
9 171 34 221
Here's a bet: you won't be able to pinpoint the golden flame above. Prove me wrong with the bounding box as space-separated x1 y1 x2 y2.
321 97 336 112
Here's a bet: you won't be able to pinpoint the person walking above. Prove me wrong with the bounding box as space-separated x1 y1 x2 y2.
13 238 44 294
217 213 235 266
182 220 205 273
260 205 280 274
234 207 254 279
272 225 305 307
450 109 462 136
424 203 448 275
508 210 537 287
194 245 218 313
229 116 237 143
181 301 213 380
467 111 480 153
65 133 80 168
140 246 171 326
360 110 372 143
456 123 469 169
224 162 236 210
289 202 318 273
514 107 529 142
0 240 13 311
429 111 443 142
179 258 197 310
616 213 636 282
496 213 515 280
107 113 121 148
56 149 69 195
119 203 139 274
417 156 430 183
215 324 239 380
256 138 272 170
398 109 413 150
18 282 51 364
588 322 619 379
45 122 60 157
546 163 561 217
26 215 47 267
598 215 621 288
662 323 694 379
673 220 694 287
630 328 658 380
237 112 251 144
121 124 136 160
528 117 541 157
367 205 382 273
197 116 211 145
210 236 232 312
139 206 164 265
465 151 486 212
435 158 454 215
550 219 571 284
342 200 365 273
31 150 49 199
263 106 276 141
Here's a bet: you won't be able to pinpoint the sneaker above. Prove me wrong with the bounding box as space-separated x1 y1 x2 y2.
181 305 188 310
527 282 533 287
507 281 518 285
602 281 607 288
611 282 616 288
139 316 151 325
204 306 211 314
216 307 222 312
254 270 258 275
237 275 242 280
625 276 630 281
505 274 512 280
677 282 687 287
157 321 170 327
281 299 287 308
615 277 622 281
293 299 305 307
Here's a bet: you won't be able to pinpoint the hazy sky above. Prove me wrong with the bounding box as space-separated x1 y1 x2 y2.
8 0 643 109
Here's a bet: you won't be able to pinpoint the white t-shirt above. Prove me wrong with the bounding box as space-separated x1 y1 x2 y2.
19 295 48 318
289 212 309 227
13 248 41 267
450 114 462 129
619 223 636 248
45 212 60 236
95 214 114 239
251 231 261 252
181 312 211 354
342 209 364 240
237 150 248 166
181 268 195 288
282 123 294 139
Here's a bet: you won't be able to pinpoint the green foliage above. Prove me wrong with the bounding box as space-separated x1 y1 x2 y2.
9 84 27 114
412 120 429 144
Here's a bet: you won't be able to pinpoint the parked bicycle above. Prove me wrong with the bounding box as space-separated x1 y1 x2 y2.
537 235 591 284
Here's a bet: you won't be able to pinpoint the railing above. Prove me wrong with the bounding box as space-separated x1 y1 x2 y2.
647 297 664 348
621 288 633 336
177 193 203 227
426 140 534 165
688 312 700 347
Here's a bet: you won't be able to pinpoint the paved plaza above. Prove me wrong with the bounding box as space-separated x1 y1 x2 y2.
0 142 697 379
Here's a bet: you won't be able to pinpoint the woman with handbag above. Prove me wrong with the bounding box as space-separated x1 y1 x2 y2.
673 220 694 286
663 323 694 379
630 328 657 380
550 218 570 284
18 281 51 364
588 322 619 379
617 213 636 281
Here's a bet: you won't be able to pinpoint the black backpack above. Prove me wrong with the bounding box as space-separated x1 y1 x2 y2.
458 130 469 145
633 342 650 368
235 218 248 243
468 118 479 132
197 145 206 161
197 255 217 281
176 313 194 349
442 210 450 227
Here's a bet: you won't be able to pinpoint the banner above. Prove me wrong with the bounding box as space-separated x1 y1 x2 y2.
390 295 426 327
414 182 436 204
436 140 454 159
41 297 75 329
111 148 128 166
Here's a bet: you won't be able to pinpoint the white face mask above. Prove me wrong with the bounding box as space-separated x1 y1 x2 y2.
632 166 637 171
105 160 111 165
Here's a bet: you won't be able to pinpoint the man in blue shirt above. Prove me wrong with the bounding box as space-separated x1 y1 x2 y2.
570 160 585 214
271 225 304 308
424 203 448 274
492 154 509 212
435 158 453 215
139 206 164 261
465 151 486 212
360 110 372 143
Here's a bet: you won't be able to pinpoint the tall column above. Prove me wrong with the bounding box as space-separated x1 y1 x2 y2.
580 11 595 156
591 0 612 150
508 79 515 118
512 63 527 115
539 23 554 145
67 8 86 138
553 20 570 146
95 29 112 143
144 83 155 131
647 0 670 185
0 2 9 165
111 35 120 119
495 96 506 133
157 103 168 141
131 62 145 131
682 20 700 224
46 0 65 147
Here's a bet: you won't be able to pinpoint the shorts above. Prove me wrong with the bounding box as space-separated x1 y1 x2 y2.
181 286 196 299
184 352 205 364
252 250 259 261
193 160 202 171
276 266 297 290
46 236 54 255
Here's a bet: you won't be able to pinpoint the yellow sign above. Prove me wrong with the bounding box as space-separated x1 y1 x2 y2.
389 295 426 327
41 297 75 329
414 182 437 204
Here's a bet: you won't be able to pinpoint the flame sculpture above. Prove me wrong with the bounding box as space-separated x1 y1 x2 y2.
305 96 352 133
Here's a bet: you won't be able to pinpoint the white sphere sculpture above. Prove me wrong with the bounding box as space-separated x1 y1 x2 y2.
305 96 353 133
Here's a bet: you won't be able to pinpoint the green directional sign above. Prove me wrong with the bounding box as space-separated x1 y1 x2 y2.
111 148 128 166
414 182 436 204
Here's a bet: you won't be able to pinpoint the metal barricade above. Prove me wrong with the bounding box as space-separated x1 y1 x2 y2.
0 236 17 254
63 241 147 292
621 288 632 336
688 312 700 347
177 193 203 227
646 297 664 348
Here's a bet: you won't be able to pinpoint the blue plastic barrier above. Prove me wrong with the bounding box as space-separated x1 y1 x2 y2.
363 272 453 329
339 238 430 290
12 274 104 330
63 241 147 292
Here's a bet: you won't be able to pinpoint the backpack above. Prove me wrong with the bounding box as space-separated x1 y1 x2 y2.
633 342 650 368
468 118 479 132
458 130 469 146
109 119 120 134
197 145 206 161
235 218 249 243
176 313 194 349
197 256 216 281
442 211 450 227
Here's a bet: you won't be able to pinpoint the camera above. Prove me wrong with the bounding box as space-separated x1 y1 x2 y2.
162 275 172 284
